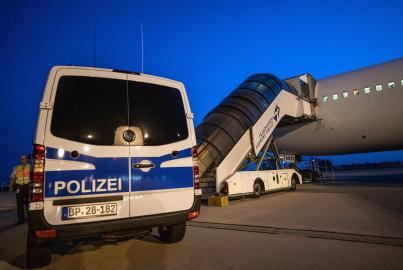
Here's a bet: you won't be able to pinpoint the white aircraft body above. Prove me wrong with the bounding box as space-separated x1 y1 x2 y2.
275 58 403 155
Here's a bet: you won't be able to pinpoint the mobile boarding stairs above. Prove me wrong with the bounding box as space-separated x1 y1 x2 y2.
195 73 317 199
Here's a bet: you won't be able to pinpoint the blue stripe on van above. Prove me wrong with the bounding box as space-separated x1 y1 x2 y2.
44 155 130 197
44 147 193 197
131 162 193 192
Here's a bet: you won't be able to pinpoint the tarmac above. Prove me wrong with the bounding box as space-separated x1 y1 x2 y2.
0 193 15 214
0 170 402 270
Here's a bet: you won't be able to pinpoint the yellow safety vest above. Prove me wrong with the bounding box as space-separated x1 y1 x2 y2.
15 164 30 185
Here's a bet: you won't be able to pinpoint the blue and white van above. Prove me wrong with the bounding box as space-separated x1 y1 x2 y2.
27 66 201 267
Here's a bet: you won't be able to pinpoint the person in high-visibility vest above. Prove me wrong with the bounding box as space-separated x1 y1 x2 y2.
9 155 31 224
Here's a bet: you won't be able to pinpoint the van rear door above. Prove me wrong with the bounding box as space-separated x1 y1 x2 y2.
127 74 195 217
42 67 131 225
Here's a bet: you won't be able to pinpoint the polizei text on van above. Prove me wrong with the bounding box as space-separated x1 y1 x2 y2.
54 178 123 195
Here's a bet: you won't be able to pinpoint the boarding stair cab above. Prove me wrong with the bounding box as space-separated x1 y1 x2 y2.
27 66 201 268
219 138 302 198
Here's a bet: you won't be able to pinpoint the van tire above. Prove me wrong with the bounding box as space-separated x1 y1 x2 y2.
26 234 51 268
158 222 186 243
290 176 297 191
252 180 262 198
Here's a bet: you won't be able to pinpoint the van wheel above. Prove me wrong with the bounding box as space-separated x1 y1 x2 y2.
158 222 186 243
26 234 51 268
290 176 297 191
253 180 262 198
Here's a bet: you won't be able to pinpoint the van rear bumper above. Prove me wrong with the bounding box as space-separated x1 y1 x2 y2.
28 195 201 243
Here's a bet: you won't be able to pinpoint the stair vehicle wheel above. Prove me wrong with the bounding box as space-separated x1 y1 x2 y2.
158 222 186 243
290 176 297 191
26 233 51 268
253 180 262 198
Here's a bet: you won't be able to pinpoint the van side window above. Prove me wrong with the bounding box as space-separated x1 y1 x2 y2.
51 76 128 145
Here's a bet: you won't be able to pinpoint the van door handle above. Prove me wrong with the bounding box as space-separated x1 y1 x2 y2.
132 163 155 169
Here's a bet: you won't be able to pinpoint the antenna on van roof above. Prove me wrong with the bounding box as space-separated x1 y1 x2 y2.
94 27 97 67
141 21 144 73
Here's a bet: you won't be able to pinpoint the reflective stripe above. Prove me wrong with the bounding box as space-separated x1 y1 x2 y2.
15 165 30 185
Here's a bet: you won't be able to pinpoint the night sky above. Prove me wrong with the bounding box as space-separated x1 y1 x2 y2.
1 0 403 183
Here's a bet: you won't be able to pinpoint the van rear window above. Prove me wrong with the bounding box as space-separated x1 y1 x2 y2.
51 76 188 146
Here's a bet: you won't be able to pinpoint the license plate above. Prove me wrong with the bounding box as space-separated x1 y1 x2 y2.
62 203 117 220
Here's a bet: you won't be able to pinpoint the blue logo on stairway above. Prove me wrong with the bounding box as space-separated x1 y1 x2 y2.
274 105 280 121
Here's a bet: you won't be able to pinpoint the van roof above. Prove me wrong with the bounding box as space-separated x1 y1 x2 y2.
51 66 183 86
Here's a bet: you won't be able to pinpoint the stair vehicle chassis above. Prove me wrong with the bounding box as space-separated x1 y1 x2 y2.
219 169 301 198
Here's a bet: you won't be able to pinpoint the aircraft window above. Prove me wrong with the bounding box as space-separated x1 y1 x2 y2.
376 84 382 91
332 93 338 101
342 91 348 98
388 81 395 88
364 87 370 94
401 79 403 86
353 89 360 96
322 96 328 102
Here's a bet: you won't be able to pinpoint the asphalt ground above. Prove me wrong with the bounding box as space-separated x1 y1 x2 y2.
0 170 402 270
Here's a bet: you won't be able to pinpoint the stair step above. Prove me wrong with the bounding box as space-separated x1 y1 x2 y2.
201 187 217 200
200 177 215 183
207 167 216 173
200 182 216 188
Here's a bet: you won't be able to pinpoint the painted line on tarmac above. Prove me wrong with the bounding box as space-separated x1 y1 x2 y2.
0 208 14 214
189 221 403 247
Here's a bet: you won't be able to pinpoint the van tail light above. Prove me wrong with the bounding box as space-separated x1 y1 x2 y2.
35 229 56 238
192 146 201 192
192 146 198 158
193 164 200 189
30 144 45 202
188 210 200 220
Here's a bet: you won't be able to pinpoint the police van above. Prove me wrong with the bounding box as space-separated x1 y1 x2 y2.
27 66 201 267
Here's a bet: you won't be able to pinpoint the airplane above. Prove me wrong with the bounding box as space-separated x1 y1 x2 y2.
191 57 403 196
274 57 403 156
